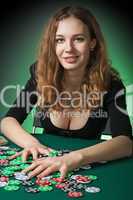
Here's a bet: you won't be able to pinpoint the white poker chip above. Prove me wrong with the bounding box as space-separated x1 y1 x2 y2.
0 181 8 187
70 175 82 180
73 168 80 172
85 186 101 193
41 175 53 180
0 146 9 150
14 172 29 181
80 164 92 170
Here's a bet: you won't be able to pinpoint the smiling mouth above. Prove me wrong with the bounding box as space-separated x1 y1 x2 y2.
63 56 79 63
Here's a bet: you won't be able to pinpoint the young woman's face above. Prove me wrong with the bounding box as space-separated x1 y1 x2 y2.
55 16 96 71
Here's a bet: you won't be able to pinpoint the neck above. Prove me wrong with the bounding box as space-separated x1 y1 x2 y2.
63 68 85 91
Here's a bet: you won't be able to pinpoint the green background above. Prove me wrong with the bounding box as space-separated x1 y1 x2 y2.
0 0 133 131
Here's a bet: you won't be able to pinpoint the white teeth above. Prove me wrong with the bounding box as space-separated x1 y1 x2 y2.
65 57 77 62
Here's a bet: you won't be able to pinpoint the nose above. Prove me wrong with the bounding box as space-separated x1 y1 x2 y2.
65 40 74 52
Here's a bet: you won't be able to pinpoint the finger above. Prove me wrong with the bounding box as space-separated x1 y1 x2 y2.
38 147 53 155
37 165 57 178
31 149 38 160
9 151 22 160
22 150 30 162
60 164 68 179
28 165 45 178
22 162 38 174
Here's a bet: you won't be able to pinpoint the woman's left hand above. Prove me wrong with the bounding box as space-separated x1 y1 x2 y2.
22 151 83 179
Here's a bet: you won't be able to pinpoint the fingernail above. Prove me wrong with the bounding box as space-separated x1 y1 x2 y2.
28 173 31 178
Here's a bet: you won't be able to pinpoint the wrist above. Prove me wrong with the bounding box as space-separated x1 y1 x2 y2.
70 150 84 166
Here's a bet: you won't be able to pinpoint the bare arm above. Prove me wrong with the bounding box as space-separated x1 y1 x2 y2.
0 117 41 148
77 135 133 165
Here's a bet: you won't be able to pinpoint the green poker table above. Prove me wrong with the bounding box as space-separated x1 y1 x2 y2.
0 132 133 200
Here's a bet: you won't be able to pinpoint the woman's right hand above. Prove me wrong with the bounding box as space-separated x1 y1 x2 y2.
9 143 53 162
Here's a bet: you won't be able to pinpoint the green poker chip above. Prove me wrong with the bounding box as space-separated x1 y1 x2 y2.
4 185 20 191
88 175 98 180
38 186 53 191
48 150 59 157
50 180 57 185
67 171 74 178
52 172 61 178
2 171 14 176
9 160 22 165
8 180 22 185
6 150 16 155
20 164 30 169
0 155 8 159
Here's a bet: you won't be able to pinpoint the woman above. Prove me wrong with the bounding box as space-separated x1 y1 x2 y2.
0 6 132 179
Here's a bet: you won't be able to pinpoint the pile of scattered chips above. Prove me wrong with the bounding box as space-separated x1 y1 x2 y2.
0 146 102 197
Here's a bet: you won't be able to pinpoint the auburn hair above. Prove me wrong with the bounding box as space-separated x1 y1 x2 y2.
36 6 119 111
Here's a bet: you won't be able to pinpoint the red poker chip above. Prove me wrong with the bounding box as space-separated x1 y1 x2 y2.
76 175 91 183
68 191 83 198
35 179 40 185
36 179 51 186
55 183 66 189
52 177 66 183
0 159 9 164
0 176 9 182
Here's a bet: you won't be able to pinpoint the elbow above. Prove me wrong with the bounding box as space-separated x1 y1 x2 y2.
0 117 8 132
0 117 14 133
125 137 133 157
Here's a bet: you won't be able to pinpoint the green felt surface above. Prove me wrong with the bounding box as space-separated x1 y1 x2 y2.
0 133 133 200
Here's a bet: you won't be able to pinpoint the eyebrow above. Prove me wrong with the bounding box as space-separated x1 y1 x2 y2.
55 34 86 37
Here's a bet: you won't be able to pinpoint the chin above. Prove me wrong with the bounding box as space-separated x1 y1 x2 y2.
61 63 80 70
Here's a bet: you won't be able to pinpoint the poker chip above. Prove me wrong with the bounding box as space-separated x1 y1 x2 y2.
14 172 29 181
41 175 53 180
6 150 16 156
0 155 8 159
0 146 9 150
19 164 30 170
0 176 9 182
0 159 9 166
22 180 35 186
0 151 4 155
52 177 66 183
0 181 8 187
70 174 82 180
38 186 53 192
25 187 40 193
88 175 98 180
48 150 59 157
70 175 91 184
73 168 80 172
85 186 101 193
2 170 14 176
4 185 20 191
80 164 92 170
55 183 66 189
36 179 51 186
8 180 22 185
68 191 83 198
50 180 57 185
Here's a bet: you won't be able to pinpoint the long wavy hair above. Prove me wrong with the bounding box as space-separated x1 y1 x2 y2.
36 6 119 111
